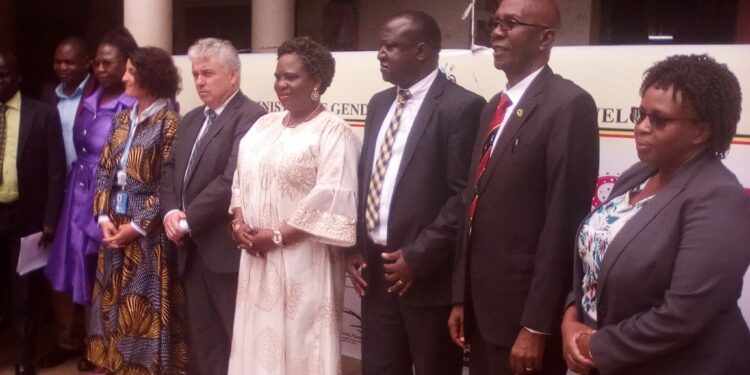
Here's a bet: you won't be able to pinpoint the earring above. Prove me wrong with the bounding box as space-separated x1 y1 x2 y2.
311 88 320 102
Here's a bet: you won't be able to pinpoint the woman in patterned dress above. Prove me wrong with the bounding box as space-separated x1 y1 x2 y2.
87 46 188 374
562 55 750 375
227 37 360 374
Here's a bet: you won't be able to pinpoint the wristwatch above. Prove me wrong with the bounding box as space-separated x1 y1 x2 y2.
272 229 284 246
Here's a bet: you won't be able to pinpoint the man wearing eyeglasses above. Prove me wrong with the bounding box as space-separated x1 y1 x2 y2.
449 0 599 374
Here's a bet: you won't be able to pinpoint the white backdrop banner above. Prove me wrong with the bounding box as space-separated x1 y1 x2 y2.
173 45 750 359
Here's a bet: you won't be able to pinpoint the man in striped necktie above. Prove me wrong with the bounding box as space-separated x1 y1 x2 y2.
346 10 486 375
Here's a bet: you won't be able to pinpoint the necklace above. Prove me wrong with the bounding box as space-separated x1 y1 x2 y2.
284 103 323 128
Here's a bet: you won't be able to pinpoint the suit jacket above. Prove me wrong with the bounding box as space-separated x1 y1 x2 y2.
14 95 67 236
452 66 599 346
160 91 266 274
570 155 750 375
354 72 486 306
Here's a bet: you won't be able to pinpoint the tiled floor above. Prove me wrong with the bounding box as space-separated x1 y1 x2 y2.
0 326 362 375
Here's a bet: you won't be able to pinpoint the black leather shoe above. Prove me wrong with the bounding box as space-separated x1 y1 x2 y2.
38 345 80 368
15 362 36 375
77 357 95 372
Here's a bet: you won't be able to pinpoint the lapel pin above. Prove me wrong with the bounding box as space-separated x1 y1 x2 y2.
516 108 524 117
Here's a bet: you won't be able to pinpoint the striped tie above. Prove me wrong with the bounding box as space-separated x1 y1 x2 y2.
468 94 511 225
365 89 412 232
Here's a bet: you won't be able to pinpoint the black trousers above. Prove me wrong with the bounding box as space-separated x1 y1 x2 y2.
0 203 46 366
361 242 462 375
183 239 238 375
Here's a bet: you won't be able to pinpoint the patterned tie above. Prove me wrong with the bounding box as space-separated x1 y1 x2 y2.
468 94 512 224
183 109 217 196
365 89 412 232
0 103 7 185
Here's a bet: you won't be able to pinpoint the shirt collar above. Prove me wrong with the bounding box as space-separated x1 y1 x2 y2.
83 86 137 112
205 89 239 117
398 68 439 102
54 74 91 99
2 91 21 111
129 98 169 124
504 66 544 105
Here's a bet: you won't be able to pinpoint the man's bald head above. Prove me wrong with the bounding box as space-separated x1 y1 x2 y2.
0 50 21 103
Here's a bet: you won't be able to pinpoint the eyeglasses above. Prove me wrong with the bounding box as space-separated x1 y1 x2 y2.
634 108 701 129
487 18 552 32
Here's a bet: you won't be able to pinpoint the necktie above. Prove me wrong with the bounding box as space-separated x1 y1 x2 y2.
468 94 512 224
0 104 7 185
365 89 412 232
183 109 217 195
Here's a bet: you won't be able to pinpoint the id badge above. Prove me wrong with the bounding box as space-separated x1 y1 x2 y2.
114 191 128 215
116 170 127 187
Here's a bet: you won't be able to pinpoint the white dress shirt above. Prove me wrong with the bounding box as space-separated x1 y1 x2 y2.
368 68 439 245
490 66 544 154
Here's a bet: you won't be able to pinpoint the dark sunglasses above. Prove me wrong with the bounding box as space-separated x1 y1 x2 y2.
634 107 701 129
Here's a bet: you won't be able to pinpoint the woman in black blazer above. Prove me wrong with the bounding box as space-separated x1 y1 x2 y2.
561 54 750 375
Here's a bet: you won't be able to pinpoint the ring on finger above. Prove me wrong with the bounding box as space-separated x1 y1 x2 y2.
525 367 534 373
248 240 255 248
396 279 405 286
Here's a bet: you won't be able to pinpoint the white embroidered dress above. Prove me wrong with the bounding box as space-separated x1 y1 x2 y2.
228 110 360 375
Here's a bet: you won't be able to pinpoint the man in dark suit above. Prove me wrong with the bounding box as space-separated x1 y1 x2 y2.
160 38 265 375
448 0 599 374
0 50 66 375
346 11 485 375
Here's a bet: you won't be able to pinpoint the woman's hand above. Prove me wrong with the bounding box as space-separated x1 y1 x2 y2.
561 304 596 374
233 223 259 254
107 223 141 248
100 221 118 247
245 228 277 256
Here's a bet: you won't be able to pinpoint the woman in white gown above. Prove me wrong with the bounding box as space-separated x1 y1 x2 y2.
227 36 360 375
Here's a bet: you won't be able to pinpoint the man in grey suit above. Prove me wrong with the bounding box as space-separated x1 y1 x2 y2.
160 38 265 375
449 0 599 374
346 11 486 375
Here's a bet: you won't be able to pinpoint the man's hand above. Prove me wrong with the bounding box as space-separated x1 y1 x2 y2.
164 210 187 245
345 254 368 296
107 223 141 248
382 249 414 296
447 304 465 348
38 225 56 247
509 328 547 374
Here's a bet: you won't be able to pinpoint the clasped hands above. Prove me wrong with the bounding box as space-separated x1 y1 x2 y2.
345 249 414 297
561 305 596 374
231 221 277 257
100 221 140 248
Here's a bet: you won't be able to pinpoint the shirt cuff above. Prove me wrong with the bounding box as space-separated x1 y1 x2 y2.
524 327 551 336
130 222 147 236
97 215 110 224
163 209 182 224
179 219 191 232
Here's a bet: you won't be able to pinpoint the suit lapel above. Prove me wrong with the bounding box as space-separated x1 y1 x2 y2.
185 93 244 185
394 73 446 187
17 97 34 162
478 67 550 194
596 156 711 297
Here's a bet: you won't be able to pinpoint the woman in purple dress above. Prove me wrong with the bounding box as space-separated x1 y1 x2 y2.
42 27 138 370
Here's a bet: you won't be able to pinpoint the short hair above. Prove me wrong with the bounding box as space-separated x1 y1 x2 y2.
58 36 90 58
129 46 181 99
187 38 241 75
100 27 138 61
640 54 742 158
392 10 442 53
277 37 336 95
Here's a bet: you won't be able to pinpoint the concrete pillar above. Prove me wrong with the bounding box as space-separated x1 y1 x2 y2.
124 0 173 53
252 0 294 52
